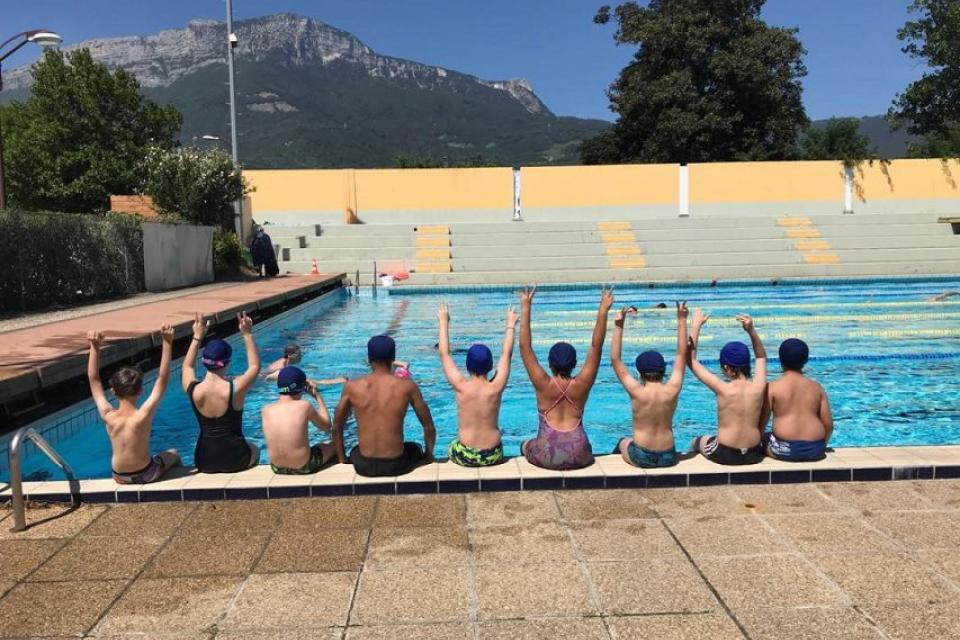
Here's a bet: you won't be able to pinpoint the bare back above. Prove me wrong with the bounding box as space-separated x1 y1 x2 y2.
455 378 506 449
103 406 154 474
768 372 829 441
262 399 313 468
191 375 242 417
536 376 588 431
629 382 682 451
345 373 416 458
715 379 766 448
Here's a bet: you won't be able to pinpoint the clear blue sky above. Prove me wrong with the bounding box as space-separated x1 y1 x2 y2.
3 0 927 121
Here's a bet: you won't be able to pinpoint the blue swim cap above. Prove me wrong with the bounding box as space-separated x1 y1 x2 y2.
202 339 232 370
465 344 493 376
367 335 396 363
635 350 666 374
779 338 809 371
548 342 577 373
277 366 307 395
720 341 750 369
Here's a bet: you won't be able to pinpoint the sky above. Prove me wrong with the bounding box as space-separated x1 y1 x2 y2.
1 0 929 121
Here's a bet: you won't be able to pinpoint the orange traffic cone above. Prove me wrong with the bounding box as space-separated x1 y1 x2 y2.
309 259 320 276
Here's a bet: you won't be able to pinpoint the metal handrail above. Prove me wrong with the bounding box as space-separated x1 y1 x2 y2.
7 427 80 532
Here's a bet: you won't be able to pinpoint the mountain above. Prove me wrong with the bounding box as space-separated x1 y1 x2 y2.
1 13 609 168
809 115 918 159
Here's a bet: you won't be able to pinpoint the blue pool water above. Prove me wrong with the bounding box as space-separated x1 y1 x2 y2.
7 278 960 480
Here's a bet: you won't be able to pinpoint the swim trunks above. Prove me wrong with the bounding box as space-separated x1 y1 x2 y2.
350 442 423 477
112 455 170 485
696 435 764 466
762 432 827 462
448 440 504 467
271 443 332 475
624 441 678 468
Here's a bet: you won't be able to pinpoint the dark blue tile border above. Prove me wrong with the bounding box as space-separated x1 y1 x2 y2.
771 470 812 484
396 481 439 495
812 468 852 483
116 490 140 503
26 492 73 504
225 487 269 500
563 475 605 490
138 490 184 502
311 484 354 497
182 488 226 501
521 477 563 491
81 491 118 503
851 467 893 482
604 474 646 489
893 466 933 480
688 473 730 487
268 485 311 499
439 479 480 493
354 483 396 496
479 478 521 492
729 471 770 485
646 474 687 488
935 465 960 479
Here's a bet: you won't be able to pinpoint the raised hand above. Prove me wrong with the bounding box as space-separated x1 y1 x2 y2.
736 313 755 333
506 304 518 328
192 313 211 340
676 301 689 320
692 309 710 327
519 285 537 306
438 301 450 323
600 286 615 311
238 311 254 335
615 306 638 324
87 331 104 350
160 323 174 344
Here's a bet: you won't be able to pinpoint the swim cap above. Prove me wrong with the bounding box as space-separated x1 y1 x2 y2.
202 339 232 370
367 335 396 363
548 342 577 373
635 351 666 374
283 344 301 358
720 341 750 369
394 366 412 379
779 338 809 371
277 366 307 395
465 344 493 376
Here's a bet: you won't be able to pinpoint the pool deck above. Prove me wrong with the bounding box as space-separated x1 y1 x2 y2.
0 274 345 408
6 446 960 504
4 481 960 638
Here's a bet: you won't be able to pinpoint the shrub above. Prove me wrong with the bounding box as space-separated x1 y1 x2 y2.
213 228 243 276
0 210 144 313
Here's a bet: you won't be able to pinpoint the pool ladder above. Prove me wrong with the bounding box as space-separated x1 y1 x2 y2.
6 427 80 532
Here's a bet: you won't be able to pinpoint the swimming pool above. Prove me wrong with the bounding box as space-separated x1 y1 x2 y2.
6 277 960 480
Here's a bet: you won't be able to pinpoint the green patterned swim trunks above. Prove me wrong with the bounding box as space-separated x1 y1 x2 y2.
448 439 504 467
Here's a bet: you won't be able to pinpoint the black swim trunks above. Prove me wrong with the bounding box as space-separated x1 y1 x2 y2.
697 435 764 466
349 442 424 477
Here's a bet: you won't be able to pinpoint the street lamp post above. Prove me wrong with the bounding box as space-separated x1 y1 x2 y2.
0 30 63 209
225 0 243 239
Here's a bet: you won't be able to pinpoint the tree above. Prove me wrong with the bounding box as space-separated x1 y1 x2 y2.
583 0 809 165
1 48 181 213
140 146 250 230
800 118 874 167
890 1 960 156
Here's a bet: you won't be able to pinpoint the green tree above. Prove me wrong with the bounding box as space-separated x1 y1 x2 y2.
800 118 874 166
140 146 250 230
0 48 181 213
584 0 808 164
890 1 960 155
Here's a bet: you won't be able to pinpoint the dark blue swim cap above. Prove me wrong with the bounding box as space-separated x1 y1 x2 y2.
465 344 493 376
779 338 809 371
202 339 232 370
277 366 307 395
548 342 577 373
720 341 750 369
635 350 666 374
367 335 396 363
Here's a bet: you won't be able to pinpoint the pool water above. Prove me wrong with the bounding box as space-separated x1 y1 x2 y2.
10 278 960 480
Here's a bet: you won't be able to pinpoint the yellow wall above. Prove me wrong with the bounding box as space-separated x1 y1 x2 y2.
855 158 960 201
690 161 842 203
522 164 678 207
246 169 349 212
354 168 513 211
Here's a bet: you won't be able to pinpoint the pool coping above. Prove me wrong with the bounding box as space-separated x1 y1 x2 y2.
4 445 959 504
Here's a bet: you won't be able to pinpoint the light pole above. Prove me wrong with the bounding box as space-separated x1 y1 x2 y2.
0 30 62 209
225 0 243 238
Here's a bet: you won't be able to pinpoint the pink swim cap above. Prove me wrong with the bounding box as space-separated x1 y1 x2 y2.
394 366 411 379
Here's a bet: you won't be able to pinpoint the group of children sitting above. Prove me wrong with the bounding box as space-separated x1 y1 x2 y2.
86 286 833 485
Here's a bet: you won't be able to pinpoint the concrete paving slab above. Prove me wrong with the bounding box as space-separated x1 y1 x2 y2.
223 572 356 629
353 567 470 625
365 526 467 570
816 482 936 512
277 496 376 530
144 531 271 577
0 579 127 637
466 491 560 527
764 513 899 554
916 549 960 584
347 623 473 640
607 613 746 640
374 495 466 528
0 504 106 539
589 558 719 615
730 484 843 514
179 501 282 535
255 529 367 573
555 488 657 520
569 518 682 561
218 629 342 640
736 607 883 640
476 562 596 619
29 534 163 581
698 555 848 609
0 538 64 581
470 521 575 566
811 551 960 606
666 515 789 557
644 486 743 519
908 479 960 509
479 618 608 640
864 602 960 640
865 511 960 549
79 502 195 539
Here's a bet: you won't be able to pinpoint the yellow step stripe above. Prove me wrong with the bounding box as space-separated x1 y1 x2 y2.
597 221 631 231
610 257 647 269
803 253 840 265
415 225 449 235
605 246 641 256
416 249 450 259
793 239 832 251
600 232 637 243
785 228 822 239
416 237 450 247
415 262 452 273
777 217 813 227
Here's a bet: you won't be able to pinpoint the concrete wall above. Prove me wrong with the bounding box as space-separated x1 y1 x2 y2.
245 159 960 226
142 222 214 292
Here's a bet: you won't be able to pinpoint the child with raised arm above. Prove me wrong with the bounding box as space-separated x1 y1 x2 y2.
261 366 336 474
182 312 262 473
87 324 181 484
760 338 834 462
438 301 517 467
519 286 614 470
610 301 688 468
687 311 767 465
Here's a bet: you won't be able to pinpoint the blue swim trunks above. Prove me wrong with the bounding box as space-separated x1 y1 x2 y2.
625 441 678 468
763 432 827 462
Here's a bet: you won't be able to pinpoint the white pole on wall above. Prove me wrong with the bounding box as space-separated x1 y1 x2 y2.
843 165 854 214
678 164 690 217
512 166 523 221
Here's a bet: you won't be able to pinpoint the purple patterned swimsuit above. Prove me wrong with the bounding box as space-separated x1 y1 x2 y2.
523 378 594 470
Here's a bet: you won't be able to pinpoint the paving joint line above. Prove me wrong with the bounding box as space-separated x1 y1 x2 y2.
342 495 381 635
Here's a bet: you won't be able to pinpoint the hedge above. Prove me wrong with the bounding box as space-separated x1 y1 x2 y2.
0 209 144 313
